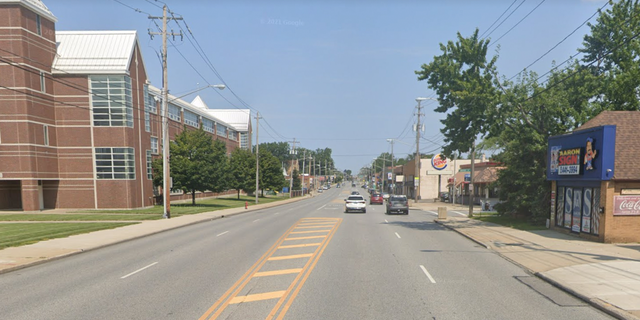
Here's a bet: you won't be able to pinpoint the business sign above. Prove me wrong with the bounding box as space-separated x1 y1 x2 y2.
613 196 640 216
557 148 581 176
387 172 392 180
431 154 448 170
547 125 616 181
414 177 419 187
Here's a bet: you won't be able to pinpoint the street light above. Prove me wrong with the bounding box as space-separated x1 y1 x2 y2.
160 84 225 219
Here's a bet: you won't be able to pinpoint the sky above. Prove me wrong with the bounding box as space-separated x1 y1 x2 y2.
47 0 608 173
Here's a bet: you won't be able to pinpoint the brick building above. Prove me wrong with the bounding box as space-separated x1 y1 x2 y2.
548 111 640 243
0 0 245 210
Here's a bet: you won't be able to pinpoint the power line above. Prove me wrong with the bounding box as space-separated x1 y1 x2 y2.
483 0 527 40
490 0 546 47
480 0 518 38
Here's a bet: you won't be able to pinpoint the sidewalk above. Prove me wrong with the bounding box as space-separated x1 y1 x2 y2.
0 195 310 275
412 201 640 320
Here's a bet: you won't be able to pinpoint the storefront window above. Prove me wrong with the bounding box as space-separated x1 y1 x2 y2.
556 185 600 235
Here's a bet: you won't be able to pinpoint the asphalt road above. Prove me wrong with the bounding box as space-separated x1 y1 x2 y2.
0 186 613 320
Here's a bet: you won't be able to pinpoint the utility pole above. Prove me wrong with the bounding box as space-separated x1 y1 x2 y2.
469 141 476 218
414 98 425 203
453 154 457 205
388 139 395 194
149 6 182 219
254 112 261 204
381 154 386 194
288 139 297 198
301 150 306 195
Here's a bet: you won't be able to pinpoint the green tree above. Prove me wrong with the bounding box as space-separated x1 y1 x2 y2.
259 149 286 196
157 128 229 205
258 142 290 165
415 28 501 158
229 148 256 199
580 0 640 113
292 169 301 190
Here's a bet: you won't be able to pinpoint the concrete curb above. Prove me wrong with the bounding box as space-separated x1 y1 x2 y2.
0 195 311 275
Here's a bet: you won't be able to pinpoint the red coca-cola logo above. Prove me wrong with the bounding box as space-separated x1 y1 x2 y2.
619 200 640 211
432 154 447 170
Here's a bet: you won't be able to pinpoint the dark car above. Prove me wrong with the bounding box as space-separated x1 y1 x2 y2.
370 193 384 205
386 195 409 215
440 192 449 202
351 191 360 195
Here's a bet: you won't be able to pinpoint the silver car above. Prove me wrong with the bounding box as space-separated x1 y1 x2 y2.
386 195 408 215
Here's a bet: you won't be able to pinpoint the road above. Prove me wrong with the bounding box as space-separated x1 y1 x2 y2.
0 186 613 320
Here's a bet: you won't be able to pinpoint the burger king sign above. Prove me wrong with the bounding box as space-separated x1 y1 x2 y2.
431 154 448 170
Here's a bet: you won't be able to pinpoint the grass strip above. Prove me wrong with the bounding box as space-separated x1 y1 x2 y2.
473 215 547 231
0 223 136 250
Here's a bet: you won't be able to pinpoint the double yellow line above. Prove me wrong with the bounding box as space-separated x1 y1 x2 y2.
199 217 342 320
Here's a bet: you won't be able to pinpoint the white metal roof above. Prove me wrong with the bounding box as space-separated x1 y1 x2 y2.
53 31 139 75
204 108 251 132
1 0 56 22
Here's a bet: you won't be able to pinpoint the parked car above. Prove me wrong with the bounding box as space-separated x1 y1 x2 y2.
323 185 328 190
386 195 409 215
440 192 449 202
382 193 390 201
370 193 384 205
345 195 366 213
318 188 323 193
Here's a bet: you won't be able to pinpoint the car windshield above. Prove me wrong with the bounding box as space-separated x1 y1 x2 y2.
347 196 364 201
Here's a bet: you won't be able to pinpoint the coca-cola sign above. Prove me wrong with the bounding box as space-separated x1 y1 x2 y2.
614 196 640 216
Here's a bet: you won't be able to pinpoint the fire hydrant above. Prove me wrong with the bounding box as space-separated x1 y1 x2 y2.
245 201 248 209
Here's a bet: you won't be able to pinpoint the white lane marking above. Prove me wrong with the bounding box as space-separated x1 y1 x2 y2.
317 204 327 211
425 210 438 215
216 231 229 237
420 265 436 283
395 232 401 239
452 211 467 216
275 212 280 215
253 219 260 223
385 219 389 223
121 262 158 279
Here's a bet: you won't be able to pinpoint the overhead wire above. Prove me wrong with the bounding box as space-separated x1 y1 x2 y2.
483 0 527 40
489 0 546 47
480 0 518 38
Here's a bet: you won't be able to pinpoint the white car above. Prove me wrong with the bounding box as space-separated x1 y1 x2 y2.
344 195 366 213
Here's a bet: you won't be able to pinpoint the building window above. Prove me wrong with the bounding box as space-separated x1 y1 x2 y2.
36 14 41 36
229 130 238 141
184 110 199 128
147 93 157 114
40 72 45 92
216 123 227 137
168 104 181 122
144 85 150 132
95 147 135 180
90 76 133 127
43 125 49 146
203 118 214 134
150 137 158 154
146 150 152 180
240 132 248 149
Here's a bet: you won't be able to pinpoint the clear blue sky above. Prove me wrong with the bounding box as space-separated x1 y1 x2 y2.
49 0 607 173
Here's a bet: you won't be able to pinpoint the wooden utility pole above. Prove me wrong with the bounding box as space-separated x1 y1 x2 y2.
149 6 182 219
254 112 261 204
288 139 297 198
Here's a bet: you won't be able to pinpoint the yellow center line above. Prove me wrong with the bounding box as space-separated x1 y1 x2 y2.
229 291 286 304
297 222 336 226
294 226 335 229
278 243 322 249
284 235 327 241
267 253 313 261
253 268 303 277
289 230 332 234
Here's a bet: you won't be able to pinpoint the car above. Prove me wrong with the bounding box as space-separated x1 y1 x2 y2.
322 185 328 190
382 192 390 201
317 188 323 193
345 195 366 213
440 192 450 202
370 193 384 205
351 191 360 195
386 195 409 215
352 183 356 187
336 184 341 188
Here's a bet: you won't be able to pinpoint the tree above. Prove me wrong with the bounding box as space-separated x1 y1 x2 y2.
292 169 301 190
259 149 286 196
229 148 256 199
415 28 501 158
258 142 290 165
580 0 640 113
155 127 229 205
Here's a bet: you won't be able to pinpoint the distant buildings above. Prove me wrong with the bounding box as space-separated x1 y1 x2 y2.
0 0 252 210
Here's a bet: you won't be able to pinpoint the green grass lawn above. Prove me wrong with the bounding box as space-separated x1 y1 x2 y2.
473 214 547 231
0 223 136 250
0 214 161 221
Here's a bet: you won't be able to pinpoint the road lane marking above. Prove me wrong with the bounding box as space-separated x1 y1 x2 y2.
216 231 228 237
200 218 341 320
253 268 303 277
452 210 467 216
316 205 327 210
426 210 437 215
229 291 286 304
420 265 436 283
267 254 314 261
253 219 260 222
295 225 335 229
298 222 335 226
284 235 327 241
395 232 401 239
120 262 158 279
385 219 389 223
289 230 331 234
268 219 342 320
278 243 322 249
